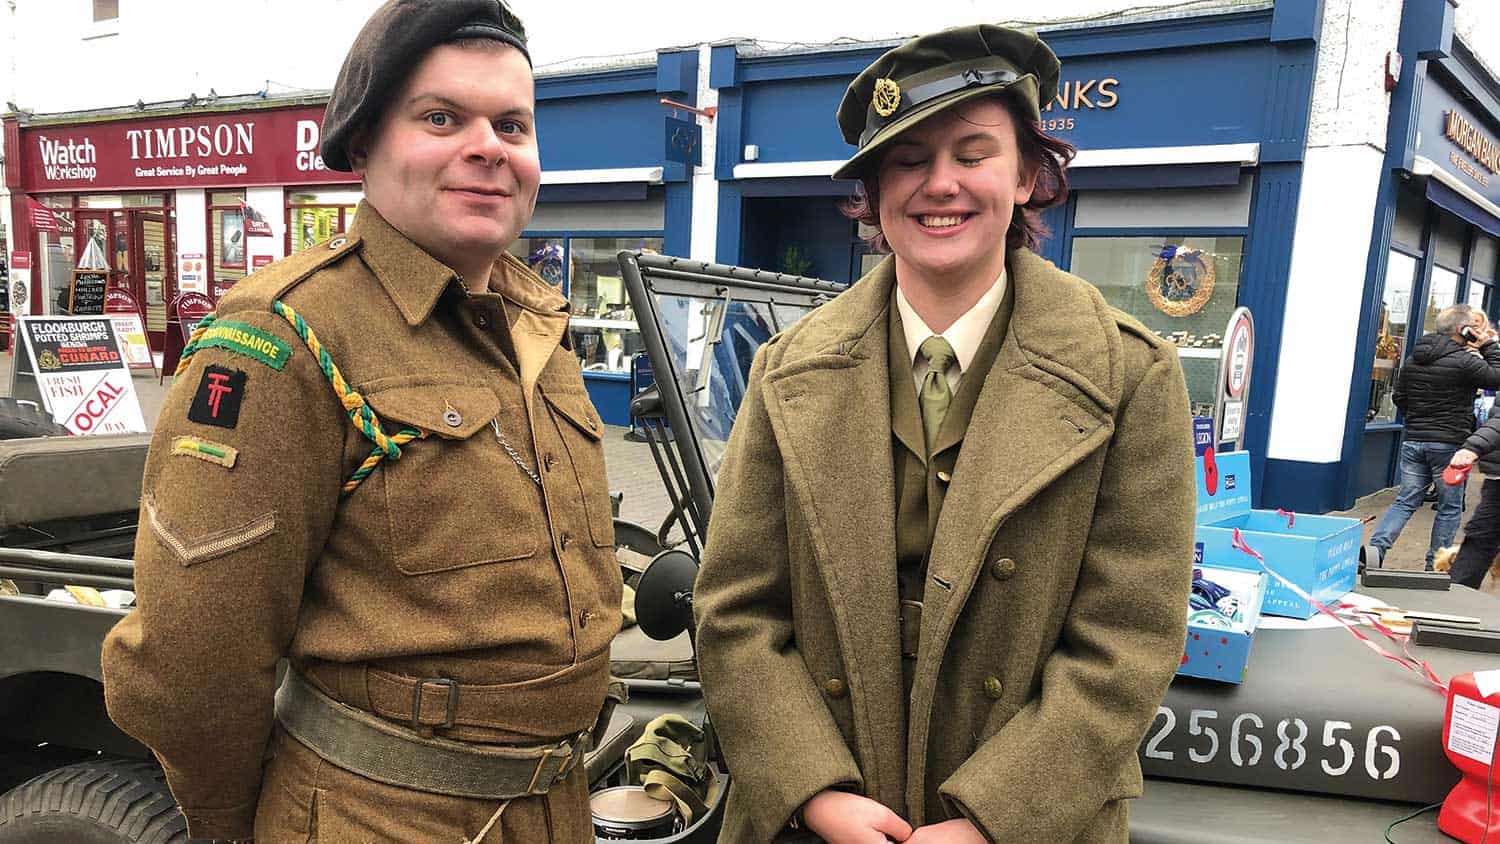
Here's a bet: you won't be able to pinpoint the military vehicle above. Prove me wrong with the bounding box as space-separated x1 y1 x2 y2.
2 250 1499 843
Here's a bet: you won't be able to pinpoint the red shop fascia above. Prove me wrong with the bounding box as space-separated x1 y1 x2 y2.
3 99 350 316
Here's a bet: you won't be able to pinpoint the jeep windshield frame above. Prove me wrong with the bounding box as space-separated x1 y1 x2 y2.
618 252 844 551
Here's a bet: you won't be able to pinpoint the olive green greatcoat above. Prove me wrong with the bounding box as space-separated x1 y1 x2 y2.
693 249 1195 843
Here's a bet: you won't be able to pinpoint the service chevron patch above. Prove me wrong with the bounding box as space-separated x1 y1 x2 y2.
192 321 292 370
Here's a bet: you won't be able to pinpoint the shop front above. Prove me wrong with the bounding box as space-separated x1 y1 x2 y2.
709 3 1319 486
1340 3 1500 510
2 101 348 351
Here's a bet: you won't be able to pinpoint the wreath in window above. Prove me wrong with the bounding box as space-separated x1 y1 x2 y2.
1146 245 1216 317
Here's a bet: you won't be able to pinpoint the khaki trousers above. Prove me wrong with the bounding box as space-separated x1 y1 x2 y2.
253 725 593 843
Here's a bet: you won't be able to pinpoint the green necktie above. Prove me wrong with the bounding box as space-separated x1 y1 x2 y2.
918 335 957 458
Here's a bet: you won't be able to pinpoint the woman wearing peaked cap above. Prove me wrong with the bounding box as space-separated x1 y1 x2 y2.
694 24 1194 844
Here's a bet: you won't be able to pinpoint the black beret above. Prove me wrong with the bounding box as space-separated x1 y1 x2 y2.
321 0 529 172
833 24 1060 180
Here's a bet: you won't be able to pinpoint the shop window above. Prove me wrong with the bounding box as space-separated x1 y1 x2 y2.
1423 267 1462 334
1368 251 1418 424
568 236 661 374
93 0 118 21
506 238 566 289
1070 235 1244 417
1470 281 1491 312
1392 188 1427 252
287 188 361 253
208 190 247 301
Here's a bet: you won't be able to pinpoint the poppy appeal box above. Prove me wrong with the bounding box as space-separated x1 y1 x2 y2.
1193 450 1360 619
1178 564 1266 684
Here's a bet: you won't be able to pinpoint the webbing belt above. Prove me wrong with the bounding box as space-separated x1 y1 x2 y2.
274 668 592 799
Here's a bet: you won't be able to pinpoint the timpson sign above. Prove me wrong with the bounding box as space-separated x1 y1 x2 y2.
20 105 349 192
1444 110 1498 189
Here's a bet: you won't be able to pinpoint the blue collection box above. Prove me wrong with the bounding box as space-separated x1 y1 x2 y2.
1178 565 1266 684
1194 451 1361 619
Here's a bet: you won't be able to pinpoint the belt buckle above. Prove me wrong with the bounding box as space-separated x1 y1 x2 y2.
525 734 583 795
411 678 459 730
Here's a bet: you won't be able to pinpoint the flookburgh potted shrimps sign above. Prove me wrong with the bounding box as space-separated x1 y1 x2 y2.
10 316 147 435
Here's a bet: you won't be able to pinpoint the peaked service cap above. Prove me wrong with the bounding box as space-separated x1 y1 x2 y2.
833 24 1060 180
320 0 529 172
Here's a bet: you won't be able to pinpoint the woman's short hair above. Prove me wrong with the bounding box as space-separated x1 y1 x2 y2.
840 92 1076 254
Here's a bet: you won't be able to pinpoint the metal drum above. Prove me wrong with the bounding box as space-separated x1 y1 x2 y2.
591 786 680 840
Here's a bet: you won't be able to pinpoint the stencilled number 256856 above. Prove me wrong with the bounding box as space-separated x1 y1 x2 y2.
1142 707 1400 780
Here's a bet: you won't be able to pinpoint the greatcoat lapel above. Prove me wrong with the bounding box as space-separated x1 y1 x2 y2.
760 257 908 811
904 249 1125 819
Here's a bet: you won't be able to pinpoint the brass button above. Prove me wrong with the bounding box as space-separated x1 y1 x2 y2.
983 676 1003 700
588 417 598 432
579 609 594 628
475 312 490 329
823 678 848 699
442 409 462 428
991 557 1016 579
936 470 952 483
559 533 572 551
328 237 346 250
544 454 557 472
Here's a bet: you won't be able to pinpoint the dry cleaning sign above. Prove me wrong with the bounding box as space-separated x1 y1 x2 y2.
16 316 146 435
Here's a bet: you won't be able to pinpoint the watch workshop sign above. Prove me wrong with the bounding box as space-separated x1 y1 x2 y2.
19 105 347 192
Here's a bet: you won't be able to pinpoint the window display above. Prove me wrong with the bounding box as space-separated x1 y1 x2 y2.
1070 235 1244 417
1368 251 1417 424
209 191 247 300
567 236 661 374
507 238 564 288
288 188 361 253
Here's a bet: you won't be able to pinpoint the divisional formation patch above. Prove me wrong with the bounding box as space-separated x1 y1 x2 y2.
188 366 247 429
190 320 293 370
171 435 239 468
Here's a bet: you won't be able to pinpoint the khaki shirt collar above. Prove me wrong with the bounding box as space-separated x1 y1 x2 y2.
894 268 1007 389
347 200 571 327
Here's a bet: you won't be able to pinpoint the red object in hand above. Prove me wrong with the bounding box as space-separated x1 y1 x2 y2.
1445 463 1474 487
1440 672 1500 843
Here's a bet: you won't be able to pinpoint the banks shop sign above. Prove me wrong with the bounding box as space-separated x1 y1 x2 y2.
20 105 347 192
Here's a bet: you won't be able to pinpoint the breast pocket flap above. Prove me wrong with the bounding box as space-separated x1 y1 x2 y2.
363 384 500 440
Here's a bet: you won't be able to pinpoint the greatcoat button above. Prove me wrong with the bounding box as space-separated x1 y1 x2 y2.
559 533 572 551
983 676 1003 699
328 237 346 249
992 557 1016 579
475 312 490 329
544 454 557 471
442 409 462 428
823 678 848 699
936 470 952 483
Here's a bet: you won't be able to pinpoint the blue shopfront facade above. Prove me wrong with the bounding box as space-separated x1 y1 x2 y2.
518 50 698 424
707 2 1321 505
1338 0 1500 512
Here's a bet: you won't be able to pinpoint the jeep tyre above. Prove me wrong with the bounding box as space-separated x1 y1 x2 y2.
0 399 68 441
0 760 187 843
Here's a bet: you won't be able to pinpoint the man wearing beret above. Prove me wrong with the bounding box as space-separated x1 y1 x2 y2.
694 24 1194 843
101 1 622 841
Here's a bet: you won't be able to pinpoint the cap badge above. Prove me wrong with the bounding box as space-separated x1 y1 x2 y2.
873 78 902 118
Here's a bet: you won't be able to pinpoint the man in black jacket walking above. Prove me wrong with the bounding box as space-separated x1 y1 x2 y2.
1370 304 1500 569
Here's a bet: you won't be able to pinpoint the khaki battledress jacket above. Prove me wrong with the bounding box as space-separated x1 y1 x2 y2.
694 250 1195 843
101 203 622 841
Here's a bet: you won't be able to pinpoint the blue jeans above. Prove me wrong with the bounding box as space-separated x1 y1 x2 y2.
1370 440 1467 569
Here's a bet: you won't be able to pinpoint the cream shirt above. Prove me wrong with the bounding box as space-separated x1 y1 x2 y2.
896 269 1007 392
